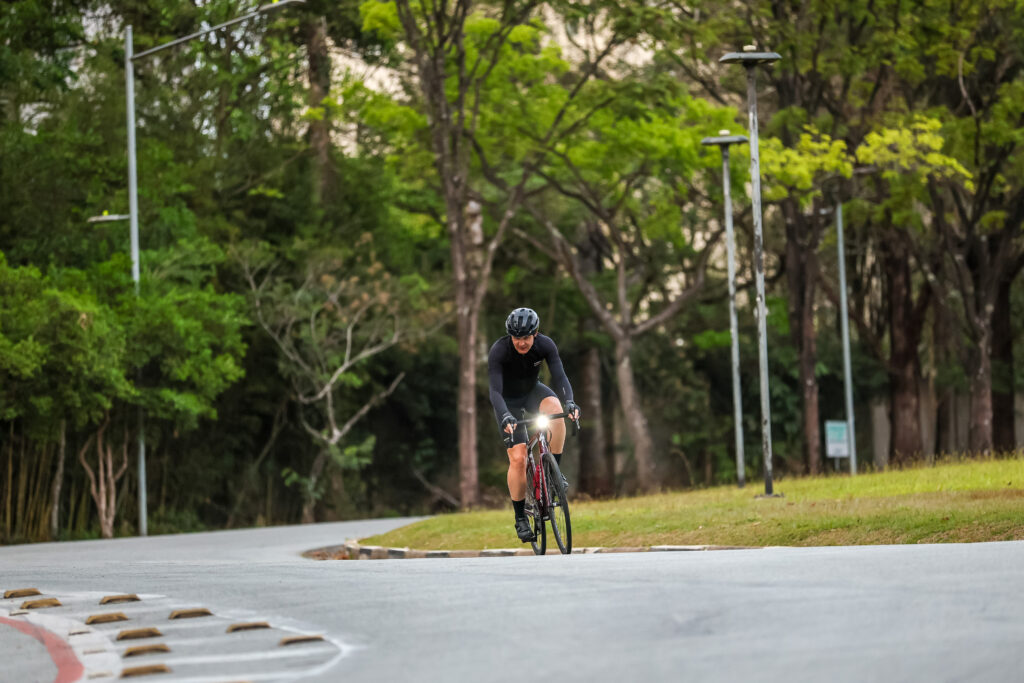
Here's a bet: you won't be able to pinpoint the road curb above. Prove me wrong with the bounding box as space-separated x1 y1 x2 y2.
304 541 756 560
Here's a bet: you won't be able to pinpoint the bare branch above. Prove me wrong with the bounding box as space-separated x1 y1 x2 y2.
412 466 461 508
633 230 723 336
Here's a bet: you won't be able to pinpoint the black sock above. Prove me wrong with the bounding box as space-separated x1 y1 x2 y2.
552 452 562 465
512 498 526 519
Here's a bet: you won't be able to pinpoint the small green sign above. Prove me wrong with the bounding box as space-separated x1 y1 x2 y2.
825 421 848 458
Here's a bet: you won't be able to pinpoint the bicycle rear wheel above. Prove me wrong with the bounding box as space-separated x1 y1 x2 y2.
542 452 572 554
525 462 546 555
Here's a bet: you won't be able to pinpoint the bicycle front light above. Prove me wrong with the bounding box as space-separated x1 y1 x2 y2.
535 415 550 431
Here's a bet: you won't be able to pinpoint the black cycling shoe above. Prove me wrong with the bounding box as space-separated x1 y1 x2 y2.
515 517 535 542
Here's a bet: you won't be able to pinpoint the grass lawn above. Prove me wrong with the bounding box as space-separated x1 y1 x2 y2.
359 456 1024 550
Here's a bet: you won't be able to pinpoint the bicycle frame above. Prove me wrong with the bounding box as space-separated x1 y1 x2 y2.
512 411 579 555
517 411 575 519
526 429 550 517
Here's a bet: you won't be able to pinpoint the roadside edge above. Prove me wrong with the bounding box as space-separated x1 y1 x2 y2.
304 541 757 560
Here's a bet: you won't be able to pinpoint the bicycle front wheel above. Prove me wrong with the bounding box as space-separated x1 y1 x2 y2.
542 452 572 554
526 462 546 555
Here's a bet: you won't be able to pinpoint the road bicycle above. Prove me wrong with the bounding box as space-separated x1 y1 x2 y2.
513 411 578 555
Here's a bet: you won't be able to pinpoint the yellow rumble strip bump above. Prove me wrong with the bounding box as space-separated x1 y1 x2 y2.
168 608 212 620
226 622 270 633
101 594 140 605
86 612 129 625
120 664 170 678
22 598 62 609
117 628 163 641
279 635 324 647
4 588 41 599
123 644 171 658
87 671 115 679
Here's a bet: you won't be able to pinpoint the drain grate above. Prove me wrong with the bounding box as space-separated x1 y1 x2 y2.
117 628 163 641
22 598 62 609
86 612 129 625
4 588 41 599
168 608 212 620
120 664 171 677
123 644 171 658
101 594 141 605
226 622 270 633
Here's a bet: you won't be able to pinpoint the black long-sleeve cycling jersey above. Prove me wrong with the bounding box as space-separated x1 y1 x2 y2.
487 334 574 422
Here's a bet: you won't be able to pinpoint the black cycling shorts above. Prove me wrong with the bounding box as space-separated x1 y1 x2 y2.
497 382 559 446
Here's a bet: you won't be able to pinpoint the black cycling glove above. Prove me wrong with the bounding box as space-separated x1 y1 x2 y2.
564 400 580 420
501 412 517 432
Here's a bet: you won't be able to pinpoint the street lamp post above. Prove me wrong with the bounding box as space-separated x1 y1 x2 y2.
701 131 749 488
834 203 857 474
818 191 858 476
720 46 781 497
124 0 304 536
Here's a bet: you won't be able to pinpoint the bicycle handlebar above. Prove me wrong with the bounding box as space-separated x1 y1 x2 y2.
510 411 581 436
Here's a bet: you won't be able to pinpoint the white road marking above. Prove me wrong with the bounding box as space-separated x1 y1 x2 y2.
4 589 351 682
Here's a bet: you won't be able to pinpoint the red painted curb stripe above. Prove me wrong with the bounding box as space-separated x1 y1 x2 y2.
1 615 85 683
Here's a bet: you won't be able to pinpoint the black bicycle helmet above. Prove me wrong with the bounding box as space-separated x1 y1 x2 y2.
505 307 540 337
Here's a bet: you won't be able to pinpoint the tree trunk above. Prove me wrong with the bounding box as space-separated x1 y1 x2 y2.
992 277 1014 452
871 398 890 469
578 345 610 495
885 246 924 461
305 15 333 205
78 416 128 539
614 339 656 492
967 321 994 453
576 228 609 496
456 298 479 507
800 306 821 474
603 364 618 493
785 214 822 474
49 420 66 540
301 451 327 524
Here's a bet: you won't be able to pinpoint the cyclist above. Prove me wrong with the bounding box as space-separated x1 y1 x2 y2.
488 307 580 542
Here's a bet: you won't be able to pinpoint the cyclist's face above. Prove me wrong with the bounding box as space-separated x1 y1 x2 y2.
512 334 535 354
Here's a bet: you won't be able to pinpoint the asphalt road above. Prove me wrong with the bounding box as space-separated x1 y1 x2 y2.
2 520 1022 683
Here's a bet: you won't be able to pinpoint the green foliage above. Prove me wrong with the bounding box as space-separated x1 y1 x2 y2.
2 0 1022 538
856 117 973 187
691 329 731 351
0 253 131 431
761 127 854 204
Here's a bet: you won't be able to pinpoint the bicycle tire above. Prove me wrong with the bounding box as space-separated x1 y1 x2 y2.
542 452 572 554
525 461 546 555
530 513 546 555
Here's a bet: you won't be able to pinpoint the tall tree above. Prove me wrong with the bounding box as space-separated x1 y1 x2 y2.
360 0 641 503
523 88 734 491
235 236 431 521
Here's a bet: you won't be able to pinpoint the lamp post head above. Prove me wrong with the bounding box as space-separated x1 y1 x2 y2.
701 131 749 147
87 213 131 223
720 51 782 66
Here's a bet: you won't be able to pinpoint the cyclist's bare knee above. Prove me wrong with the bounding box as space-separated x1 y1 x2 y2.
540 395 565 428
507 444 527 469
539 396 562 416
